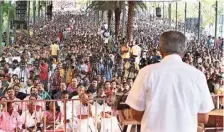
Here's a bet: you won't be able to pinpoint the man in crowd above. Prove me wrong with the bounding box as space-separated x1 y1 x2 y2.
50 41 60 60
0 102 22 131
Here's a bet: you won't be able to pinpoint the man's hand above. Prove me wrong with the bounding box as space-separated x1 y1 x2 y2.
14 127 21 132
22 124 26 129
101 112 111 118
198 113 209 124
131 108 144 122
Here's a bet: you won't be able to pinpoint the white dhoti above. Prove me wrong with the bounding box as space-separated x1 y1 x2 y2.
100 117 121 132
77 118 96 132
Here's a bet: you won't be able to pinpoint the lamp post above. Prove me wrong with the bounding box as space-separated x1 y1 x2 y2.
168 3 171 29
184 2 187 35
163 1 164 19
198 2 201 43
176 2 178 30
27 1 30 38
0 1 3 55
215 0 218 40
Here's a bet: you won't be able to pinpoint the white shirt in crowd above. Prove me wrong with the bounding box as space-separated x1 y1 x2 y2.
20 85 32 95
103 24 108 30
131 44 142 64
126 54 214 132
20 109 43 128
76 103 96 132
9 67 21 78
99 103 120 132
58 101 75 120
22 96 43 111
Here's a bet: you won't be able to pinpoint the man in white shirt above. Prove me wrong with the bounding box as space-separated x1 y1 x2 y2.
131 41 142 64
58 90 76 122
126 31 214 132
10 65 21 78
20 95 43 131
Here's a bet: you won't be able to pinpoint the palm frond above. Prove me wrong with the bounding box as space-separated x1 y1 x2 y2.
135 1 147 12
3 2 15 20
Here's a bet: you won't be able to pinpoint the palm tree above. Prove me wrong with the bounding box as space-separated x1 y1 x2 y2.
88 1 115 32
88 1 146 42
114 1 123 41
126 1 135 44
2 2 15 46
3 2 15 19
115 1 146 41
126 1 147 43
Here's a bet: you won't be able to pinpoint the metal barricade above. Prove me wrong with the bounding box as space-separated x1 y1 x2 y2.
211 94 224 109
2 97 118 132
0 94 223 132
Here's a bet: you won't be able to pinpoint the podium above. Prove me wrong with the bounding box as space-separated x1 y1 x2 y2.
198 109 224 132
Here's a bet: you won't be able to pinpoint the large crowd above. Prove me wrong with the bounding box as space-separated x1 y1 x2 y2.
0 7 223 132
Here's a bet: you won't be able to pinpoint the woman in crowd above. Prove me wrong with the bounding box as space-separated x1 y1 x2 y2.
44 101 62 130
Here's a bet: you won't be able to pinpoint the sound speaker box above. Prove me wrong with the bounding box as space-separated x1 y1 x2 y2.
47 5 52 15
156 7 161 17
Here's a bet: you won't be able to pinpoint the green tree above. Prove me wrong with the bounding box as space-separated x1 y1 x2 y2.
88 1 146 42
88 1 115 32
170 0 224 29
2 2 15 20
126 1 135 44
126 1 146 43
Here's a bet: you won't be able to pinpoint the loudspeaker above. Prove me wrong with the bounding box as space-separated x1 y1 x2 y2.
47 5 52 15
156 7 161 17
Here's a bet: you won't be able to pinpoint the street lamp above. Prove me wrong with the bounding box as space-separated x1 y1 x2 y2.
0 1 3 55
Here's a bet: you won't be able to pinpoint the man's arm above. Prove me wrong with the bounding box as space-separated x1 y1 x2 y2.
131 109 144 122
197 73 214 124
125 68 149 122
198 113 209 123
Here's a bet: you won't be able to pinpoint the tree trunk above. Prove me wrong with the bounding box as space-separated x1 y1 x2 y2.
126 1 135 44
115 5 121 41
38 1 40 18
107 9 112 32
121 7 126 39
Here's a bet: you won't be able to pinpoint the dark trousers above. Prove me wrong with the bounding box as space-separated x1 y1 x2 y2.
123 125 141 132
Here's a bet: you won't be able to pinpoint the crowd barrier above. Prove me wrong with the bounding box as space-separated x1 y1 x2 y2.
212 94 223 109
1 94 223 132
2 98 121 132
